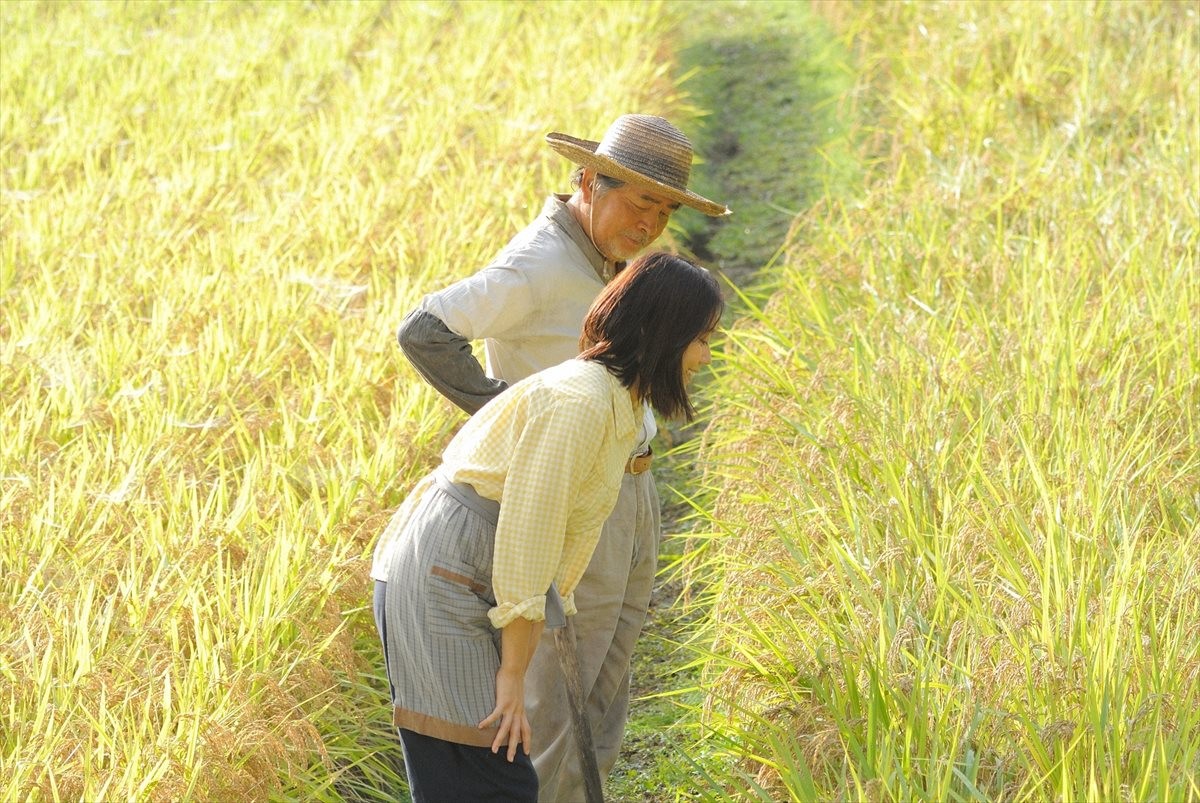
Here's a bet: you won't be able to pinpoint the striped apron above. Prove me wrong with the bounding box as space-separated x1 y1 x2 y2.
374 471 564 747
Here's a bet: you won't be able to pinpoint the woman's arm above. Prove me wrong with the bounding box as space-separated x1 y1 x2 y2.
477 616 545 761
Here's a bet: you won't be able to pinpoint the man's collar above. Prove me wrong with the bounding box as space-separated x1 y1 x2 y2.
544 194 623 282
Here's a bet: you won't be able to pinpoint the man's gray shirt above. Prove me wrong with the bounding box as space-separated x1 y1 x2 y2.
397 195 614 415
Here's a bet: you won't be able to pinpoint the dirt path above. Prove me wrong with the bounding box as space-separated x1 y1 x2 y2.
604 3 854 800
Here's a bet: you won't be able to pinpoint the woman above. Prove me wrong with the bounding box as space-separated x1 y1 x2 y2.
371 252 723 802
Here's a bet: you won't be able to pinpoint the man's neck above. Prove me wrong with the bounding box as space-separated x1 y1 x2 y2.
554 193 618 282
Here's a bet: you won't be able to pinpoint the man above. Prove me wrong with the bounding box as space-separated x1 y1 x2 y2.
395 113 729 802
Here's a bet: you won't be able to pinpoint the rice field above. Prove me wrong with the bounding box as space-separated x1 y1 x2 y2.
0 1 682 799
679 1 1200 800
3 0 1197 801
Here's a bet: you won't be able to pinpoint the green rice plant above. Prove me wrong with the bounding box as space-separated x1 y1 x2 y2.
680 0 1199 800
0 1 689 799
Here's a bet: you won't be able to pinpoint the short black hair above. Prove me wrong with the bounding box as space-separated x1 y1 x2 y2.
580 252 723 421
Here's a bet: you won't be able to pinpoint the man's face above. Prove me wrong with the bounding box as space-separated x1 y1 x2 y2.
586 177 681 262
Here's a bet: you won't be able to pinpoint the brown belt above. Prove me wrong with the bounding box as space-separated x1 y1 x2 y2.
624 449 652 475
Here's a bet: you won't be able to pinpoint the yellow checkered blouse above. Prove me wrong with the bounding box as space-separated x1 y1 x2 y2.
372 358 638 628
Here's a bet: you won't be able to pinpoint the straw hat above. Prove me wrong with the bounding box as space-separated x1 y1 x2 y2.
545 114 730 217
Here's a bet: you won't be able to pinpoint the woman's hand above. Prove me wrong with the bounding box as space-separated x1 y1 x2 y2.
478 616 544 761
478 665 531 761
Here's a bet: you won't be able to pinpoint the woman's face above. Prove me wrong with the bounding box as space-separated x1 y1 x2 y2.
681 330 713 385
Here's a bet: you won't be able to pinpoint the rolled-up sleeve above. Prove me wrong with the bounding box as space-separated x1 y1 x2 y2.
486 395 608 628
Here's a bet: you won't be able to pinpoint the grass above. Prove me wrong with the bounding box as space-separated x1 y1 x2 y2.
675 1 1200 800
0 1 687 799
670 0 860 278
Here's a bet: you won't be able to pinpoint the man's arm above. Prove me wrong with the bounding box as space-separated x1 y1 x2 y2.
396 308 508 415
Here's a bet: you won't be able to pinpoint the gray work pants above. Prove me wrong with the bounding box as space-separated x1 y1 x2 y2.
525 469 661 802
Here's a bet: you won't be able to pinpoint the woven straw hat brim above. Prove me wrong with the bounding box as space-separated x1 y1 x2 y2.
546 132 730 218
